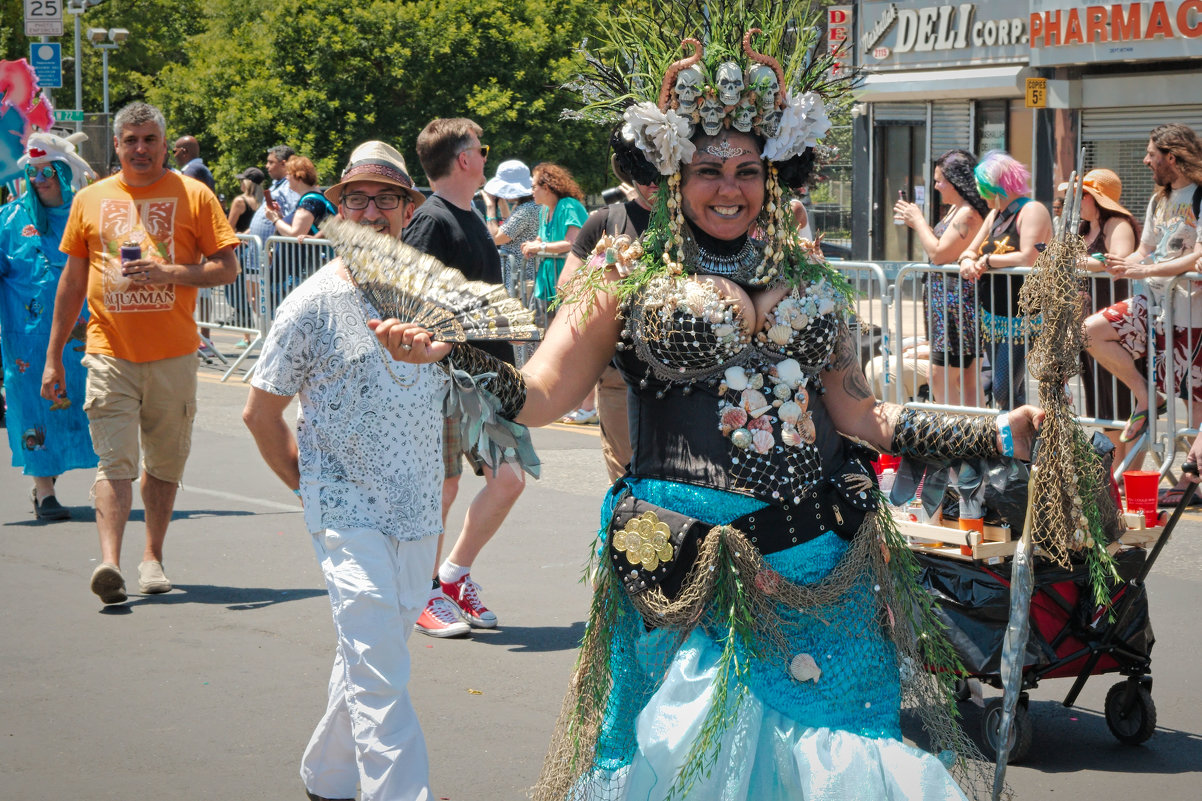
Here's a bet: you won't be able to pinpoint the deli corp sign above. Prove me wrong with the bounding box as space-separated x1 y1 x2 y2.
859 1 1029 69
1029 0 1202 65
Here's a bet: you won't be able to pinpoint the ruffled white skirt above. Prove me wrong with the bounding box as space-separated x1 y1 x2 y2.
575 631 968 801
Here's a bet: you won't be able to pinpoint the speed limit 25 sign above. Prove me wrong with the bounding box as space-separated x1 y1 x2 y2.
25 0 64 37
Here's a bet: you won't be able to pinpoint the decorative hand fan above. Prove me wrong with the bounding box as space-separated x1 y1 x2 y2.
320 217 540 343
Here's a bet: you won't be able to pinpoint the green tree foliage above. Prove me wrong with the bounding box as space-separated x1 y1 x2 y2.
146 0 614 196
3 1 205 118
5 0 846 200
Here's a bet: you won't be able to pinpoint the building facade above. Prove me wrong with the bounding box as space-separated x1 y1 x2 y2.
847 0 1202 261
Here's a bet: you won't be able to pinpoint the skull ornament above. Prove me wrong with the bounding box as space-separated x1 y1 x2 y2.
673 64 706 114
698 96 726 137
716 62 746 106
758 107 783 138
748 64 780 111
731 98 757 133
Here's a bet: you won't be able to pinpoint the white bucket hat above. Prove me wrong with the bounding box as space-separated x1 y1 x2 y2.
484 159 533 199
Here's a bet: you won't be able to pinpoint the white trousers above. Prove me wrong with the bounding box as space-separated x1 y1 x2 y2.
301 527 438 801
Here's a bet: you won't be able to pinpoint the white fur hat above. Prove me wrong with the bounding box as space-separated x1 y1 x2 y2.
19 131 96 191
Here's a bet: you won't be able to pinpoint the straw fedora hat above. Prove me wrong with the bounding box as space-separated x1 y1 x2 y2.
1058 168 1132 218
324 141 425 208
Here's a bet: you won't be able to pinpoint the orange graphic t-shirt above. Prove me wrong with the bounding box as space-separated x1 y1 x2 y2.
60 171 238 362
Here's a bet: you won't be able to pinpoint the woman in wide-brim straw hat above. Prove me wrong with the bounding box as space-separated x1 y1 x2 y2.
371 3 1041 798
1062 168 1139 450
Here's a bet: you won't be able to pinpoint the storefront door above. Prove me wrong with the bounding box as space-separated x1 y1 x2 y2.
875 122 925 262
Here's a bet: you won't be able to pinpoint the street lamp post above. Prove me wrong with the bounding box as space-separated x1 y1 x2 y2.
67 0 108 134
87 26 130 172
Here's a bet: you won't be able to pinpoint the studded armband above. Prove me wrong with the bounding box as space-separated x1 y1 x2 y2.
441 344 527 421
890 408 999 462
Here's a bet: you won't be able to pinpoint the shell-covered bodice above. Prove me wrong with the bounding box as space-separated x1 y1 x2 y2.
614 274 850 506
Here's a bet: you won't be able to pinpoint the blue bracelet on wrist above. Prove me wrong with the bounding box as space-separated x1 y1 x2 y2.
997 413 1014 458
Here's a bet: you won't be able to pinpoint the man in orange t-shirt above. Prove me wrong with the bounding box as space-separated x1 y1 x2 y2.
42 101 239 606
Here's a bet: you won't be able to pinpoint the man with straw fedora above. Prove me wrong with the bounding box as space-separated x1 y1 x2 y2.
243 140 440 801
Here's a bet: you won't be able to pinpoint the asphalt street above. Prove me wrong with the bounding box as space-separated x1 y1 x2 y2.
2 335 1200 800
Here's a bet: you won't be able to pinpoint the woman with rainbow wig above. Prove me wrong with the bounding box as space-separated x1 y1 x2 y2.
957 151 1052 409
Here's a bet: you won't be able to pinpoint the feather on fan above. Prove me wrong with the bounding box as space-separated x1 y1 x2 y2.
320 217 540 343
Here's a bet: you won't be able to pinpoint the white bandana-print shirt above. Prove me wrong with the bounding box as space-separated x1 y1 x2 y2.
252 263 447 540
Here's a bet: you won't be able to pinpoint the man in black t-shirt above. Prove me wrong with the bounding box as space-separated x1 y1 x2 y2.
402 118 524 639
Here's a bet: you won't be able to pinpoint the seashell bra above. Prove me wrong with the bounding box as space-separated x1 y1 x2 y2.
619 274 845 388
616 274 849 506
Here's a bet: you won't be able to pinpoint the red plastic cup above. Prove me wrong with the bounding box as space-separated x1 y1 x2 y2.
877 454 900 473
1143 509 1160 528
1123 470 1160 514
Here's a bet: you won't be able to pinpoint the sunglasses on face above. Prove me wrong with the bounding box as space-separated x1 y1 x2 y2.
25 164 57 182
461 144 489 160
341 192 405 211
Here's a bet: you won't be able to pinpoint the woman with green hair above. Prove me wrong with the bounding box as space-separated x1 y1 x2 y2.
0 132 98 520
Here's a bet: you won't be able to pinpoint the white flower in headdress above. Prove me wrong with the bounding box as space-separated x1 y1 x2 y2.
761 91 831 163
622 101 697 175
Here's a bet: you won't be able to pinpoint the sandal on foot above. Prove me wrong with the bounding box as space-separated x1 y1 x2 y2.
1158 486 1202 507
1120 397 1168 443
1120 408 1149 443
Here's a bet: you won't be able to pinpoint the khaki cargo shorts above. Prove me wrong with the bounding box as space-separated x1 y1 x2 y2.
82 352 198 483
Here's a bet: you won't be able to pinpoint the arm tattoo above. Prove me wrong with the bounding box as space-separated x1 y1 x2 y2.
828 322 874 400
843 365 874 400
829 322 858 371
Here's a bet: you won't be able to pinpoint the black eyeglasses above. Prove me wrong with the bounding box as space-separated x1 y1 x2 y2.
341 192 405 211
460 144 489 160
25 164 56 182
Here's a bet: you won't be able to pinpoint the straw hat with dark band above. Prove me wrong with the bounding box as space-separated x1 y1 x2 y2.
1058 168 1132 219
324 141 425 208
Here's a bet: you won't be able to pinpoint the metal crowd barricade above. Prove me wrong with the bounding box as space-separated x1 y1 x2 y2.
499 250 535 308
1158 271 1202 477
1073 269 1157 478
890 264 1037 414
235 235 336 382
827 260 891 397
193 233 263 379
498 249 542 366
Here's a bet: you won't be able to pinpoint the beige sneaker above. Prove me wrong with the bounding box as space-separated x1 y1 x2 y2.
138 560 172 594
90 563 127 605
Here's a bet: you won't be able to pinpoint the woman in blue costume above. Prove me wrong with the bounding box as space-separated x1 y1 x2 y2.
0 132 97 519
370 5 1041 799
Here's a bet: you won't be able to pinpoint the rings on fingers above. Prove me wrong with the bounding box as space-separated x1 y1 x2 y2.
400 343 412 351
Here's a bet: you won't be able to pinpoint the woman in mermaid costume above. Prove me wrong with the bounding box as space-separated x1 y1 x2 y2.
371 6 1042 799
